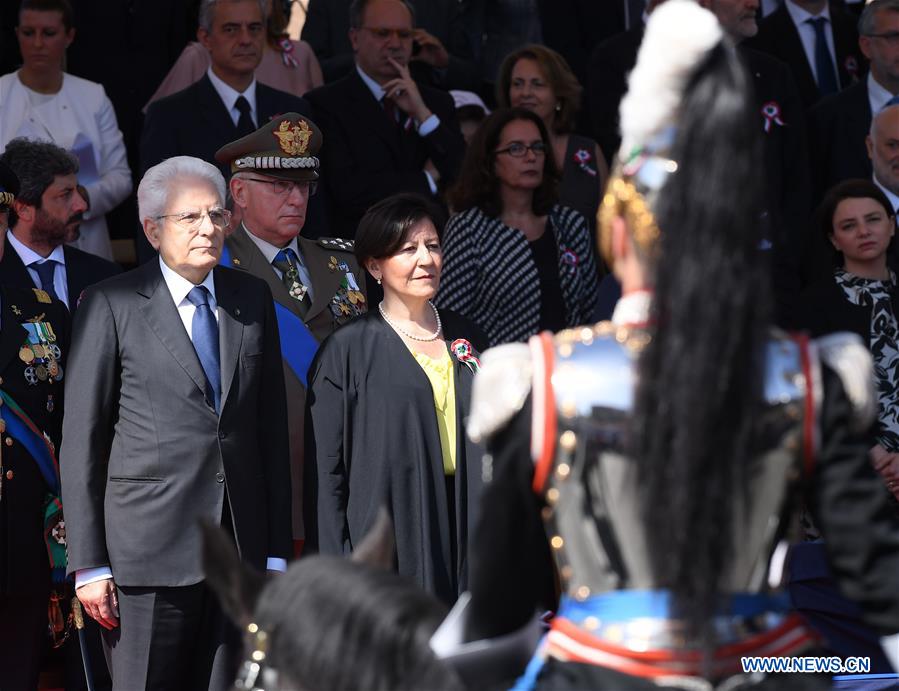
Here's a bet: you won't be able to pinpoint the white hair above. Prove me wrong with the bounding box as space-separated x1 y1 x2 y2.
137 156 227 223
618 0 723 157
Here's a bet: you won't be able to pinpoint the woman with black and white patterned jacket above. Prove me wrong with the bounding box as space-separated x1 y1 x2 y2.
435 107 599 347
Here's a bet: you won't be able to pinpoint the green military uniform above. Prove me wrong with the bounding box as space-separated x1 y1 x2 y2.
216 113 367 544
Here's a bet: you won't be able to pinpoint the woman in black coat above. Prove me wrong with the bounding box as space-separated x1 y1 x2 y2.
304 194 486 605
799 179 899 496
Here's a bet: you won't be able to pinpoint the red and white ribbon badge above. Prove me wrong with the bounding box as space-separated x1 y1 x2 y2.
761 101 785 133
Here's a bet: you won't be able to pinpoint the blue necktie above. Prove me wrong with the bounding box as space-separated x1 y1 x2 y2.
808 17 839 98
187 286 221 412
32 260 59 302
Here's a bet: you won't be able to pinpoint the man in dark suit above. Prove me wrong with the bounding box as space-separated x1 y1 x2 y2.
302 0 482 89
60 155 292 690
215 114 365 554
139 0 315 260
0 160 71 691
305 0 465 239
0 138 120 311
747 0 864 109
588 0 810 325
808 0 899 204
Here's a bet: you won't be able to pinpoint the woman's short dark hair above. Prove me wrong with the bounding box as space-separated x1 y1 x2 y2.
817 178 894 238
449 107 559 218
354 193 443 266
495 44 582 134
19 0 74 31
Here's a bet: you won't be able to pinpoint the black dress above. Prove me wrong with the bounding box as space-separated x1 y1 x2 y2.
304 309 487 604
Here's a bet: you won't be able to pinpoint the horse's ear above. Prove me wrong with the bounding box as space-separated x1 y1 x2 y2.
351 506 395 570
201 521 266 628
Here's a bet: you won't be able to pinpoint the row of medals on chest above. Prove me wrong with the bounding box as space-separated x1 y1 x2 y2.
19 319 63 386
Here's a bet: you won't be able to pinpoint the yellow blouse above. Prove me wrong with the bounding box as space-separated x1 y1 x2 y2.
412 349 457 475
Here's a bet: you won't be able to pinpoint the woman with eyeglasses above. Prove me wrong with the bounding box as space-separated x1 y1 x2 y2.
436 107 599 347
497 44 609 234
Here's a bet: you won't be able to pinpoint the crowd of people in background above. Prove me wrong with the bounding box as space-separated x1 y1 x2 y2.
2 0 899 688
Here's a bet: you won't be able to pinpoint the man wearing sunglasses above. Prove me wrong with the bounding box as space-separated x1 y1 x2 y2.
216 113 366 554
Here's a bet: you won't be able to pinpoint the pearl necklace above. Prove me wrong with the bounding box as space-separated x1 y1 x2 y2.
378 300 442 341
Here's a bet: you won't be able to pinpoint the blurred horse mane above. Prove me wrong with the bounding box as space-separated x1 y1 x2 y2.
202 510 463 691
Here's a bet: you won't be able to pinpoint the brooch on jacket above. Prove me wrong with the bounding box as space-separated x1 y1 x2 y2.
451 339 481 374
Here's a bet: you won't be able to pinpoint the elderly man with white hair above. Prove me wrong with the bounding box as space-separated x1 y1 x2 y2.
59 155 291 690
869 99 899 216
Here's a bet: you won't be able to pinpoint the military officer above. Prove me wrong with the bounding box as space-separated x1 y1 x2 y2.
0 160 71 690
215 113 366 550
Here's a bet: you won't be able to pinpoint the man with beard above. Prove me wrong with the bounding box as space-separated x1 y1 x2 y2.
0 138 120 312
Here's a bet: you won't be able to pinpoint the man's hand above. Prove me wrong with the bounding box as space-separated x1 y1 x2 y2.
384 57 433 124
76 578 120 630
411 29 449 69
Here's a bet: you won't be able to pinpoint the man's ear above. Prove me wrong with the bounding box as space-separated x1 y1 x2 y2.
230 177 247 209
198 26 211 50
351 507 395 570
143 218 162 251
349 27 359 53
867 134 875 161
12 199 34 225
201 521 266 629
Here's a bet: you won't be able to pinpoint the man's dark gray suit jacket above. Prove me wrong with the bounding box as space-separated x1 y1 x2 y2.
60 259 292 586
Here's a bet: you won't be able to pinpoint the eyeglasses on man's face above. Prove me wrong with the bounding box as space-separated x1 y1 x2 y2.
243 177 318 197
361 26 414 41
156 208 232 230
866 31 899 44
495 141 547 158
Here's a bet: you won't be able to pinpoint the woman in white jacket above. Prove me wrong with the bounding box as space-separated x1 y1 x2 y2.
0 0 131 261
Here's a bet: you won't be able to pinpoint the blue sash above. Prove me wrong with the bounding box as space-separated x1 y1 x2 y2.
220 243 319 386
0 389 59 495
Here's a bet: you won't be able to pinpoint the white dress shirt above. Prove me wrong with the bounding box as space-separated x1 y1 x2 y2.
868 71 897 116
206 66 258 129
244 230 315 302
6 229 69 308
75 258 285 589
785 0 838 86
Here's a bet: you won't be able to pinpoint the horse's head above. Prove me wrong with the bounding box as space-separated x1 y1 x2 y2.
203 509 462 691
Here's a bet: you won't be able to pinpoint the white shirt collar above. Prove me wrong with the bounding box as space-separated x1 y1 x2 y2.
243 225 302 266
158 255 217 308
785 0 831 26
611 290 652 327
6 228 66 266
868 71 896 115
356 64 386 103
206 66 257 119
874 175 899 214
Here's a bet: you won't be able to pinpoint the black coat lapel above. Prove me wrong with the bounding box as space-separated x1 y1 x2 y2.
0 297 27 375
196 75 240 142
137 262 209 401
348 71 403 155
213 266 244 408
0 237 37 291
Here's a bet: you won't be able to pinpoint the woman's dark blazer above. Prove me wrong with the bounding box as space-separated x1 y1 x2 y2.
798 274 899 344
303 308 487 605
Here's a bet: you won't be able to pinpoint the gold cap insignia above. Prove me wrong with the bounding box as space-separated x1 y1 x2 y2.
273 120 312 156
